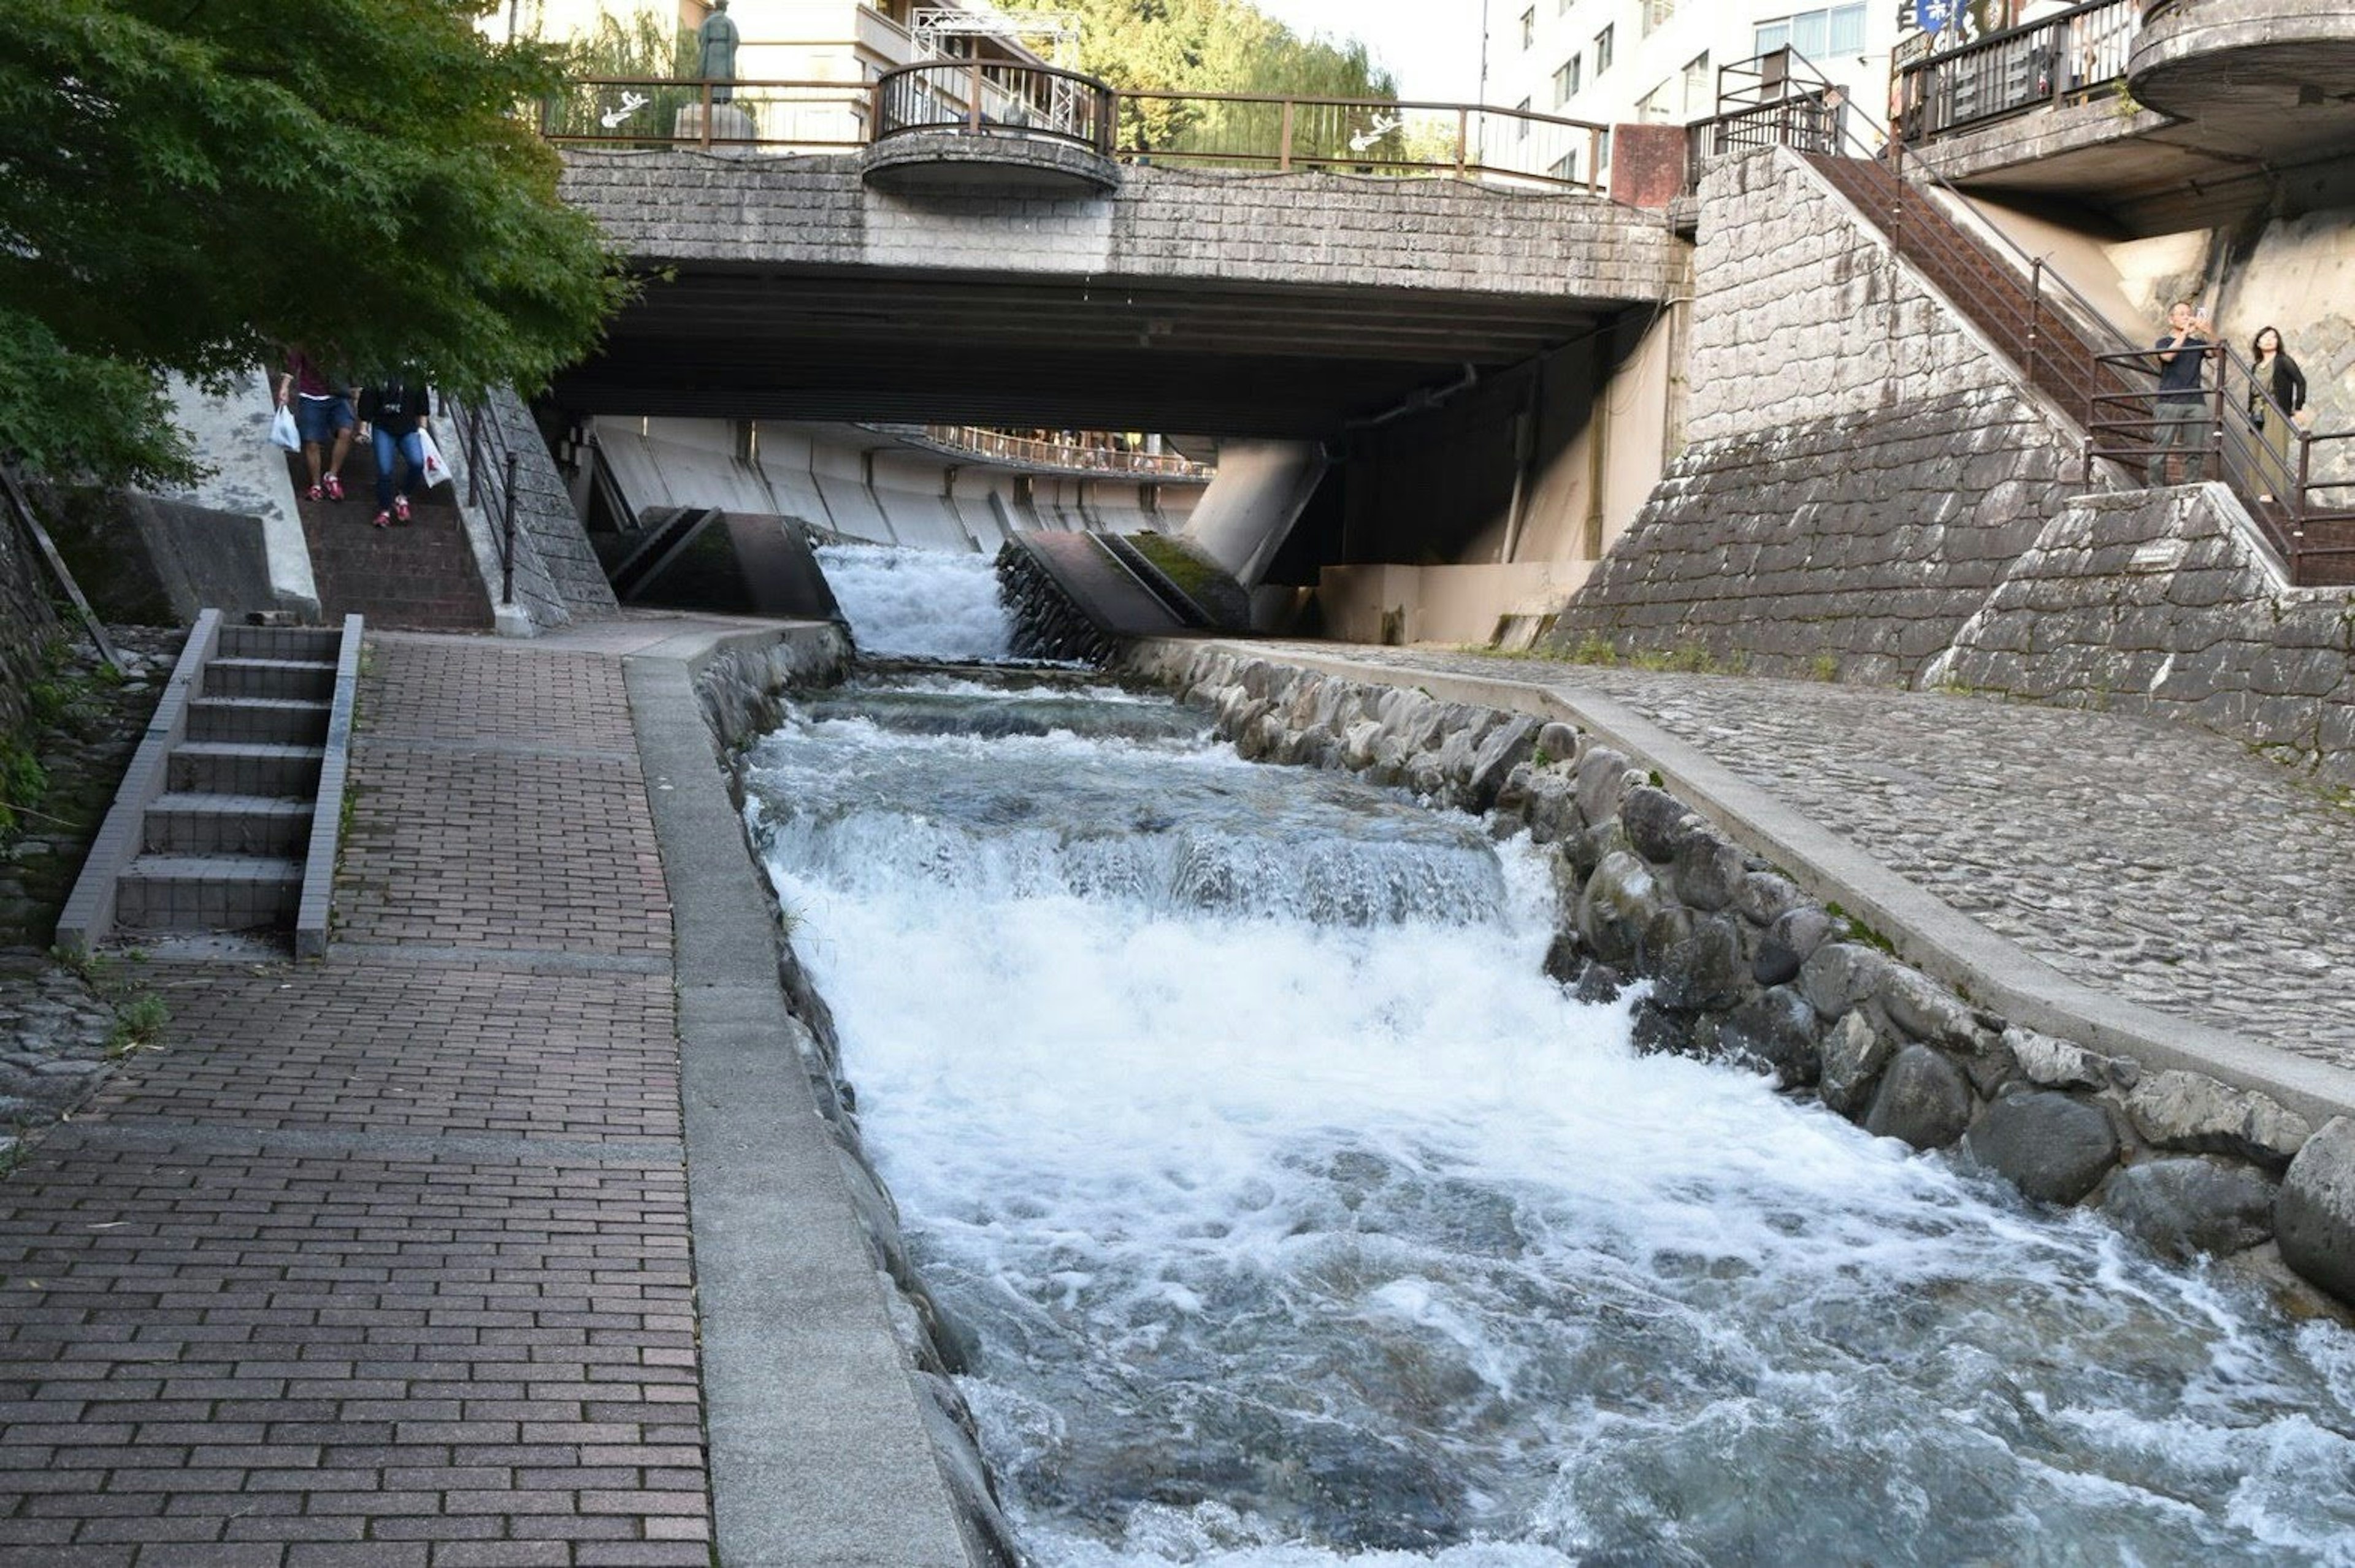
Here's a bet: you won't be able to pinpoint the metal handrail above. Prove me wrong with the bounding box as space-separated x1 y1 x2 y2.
873 59 1115 155
917 425 1214 479
1116 90 1606 190
540 77 873 151
1894 0 2139 143
442 396 524 608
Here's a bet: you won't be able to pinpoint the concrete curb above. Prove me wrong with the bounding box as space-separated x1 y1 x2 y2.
622 624 979 1568
294 614 363 959
1159 640 2355 1129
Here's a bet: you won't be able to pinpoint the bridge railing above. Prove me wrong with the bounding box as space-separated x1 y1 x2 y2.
917 426 1216 479
873 60 1116 155
1894 0 2138 144
538 77 874 152
543 74 1607 192
1114 93 1606 191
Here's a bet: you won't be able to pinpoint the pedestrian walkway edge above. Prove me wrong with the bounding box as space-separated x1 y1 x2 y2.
1158 640 2355 1129
624 624 981 1568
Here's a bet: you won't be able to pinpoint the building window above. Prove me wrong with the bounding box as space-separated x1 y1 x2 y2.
1755 4 1868 62
1636 81 1673 121
1640 0 1676 37
1595 23 1615 74
1554 54 1582 105
1552 148 1580 183
1521 7 1536 48
1515 96 1533 139
1596 126 1612 170
1682 52 1710 115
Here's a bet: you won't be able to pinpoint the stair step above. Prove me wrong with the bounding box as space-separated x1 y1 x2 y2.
204 657 338 702
115 854 304 932
217 624 342 660
187 695 332 744
168 742 324 797
143 794 313 855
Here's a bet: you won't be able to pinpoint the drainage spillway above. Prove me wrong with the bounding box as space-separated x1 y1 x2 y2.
741 550 2355 1566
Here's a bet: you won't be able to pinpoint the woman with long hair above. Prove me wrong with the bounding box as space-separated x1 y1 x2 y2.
2247 326 2307 503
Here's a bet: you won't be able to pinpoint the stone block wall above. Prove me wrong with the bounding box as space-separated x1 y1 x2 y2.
0 505 61 738
1932 484 2355 779
1550 145 2088 683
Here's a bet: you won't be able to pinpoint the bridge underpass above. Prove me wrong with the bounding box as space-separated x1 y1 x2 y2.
552 151 1689 640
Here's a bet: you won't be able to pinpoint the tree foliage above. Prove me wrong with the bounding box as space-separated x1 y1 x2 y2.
1063 1 1399 159
0 0 629 488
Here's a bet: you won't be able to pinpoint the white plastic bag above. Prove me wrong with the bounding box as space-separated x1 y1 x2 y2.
269 404 301 452
416 429 453 489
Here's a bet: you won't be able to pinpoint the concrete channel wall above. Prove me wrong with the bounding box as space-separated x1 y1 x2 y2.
625 624 1013 1568
1124 639 2355 1312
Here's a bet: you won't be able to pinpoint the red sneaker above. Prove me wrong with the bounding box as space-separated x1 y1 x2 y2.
392 494 412 524
323 473 344 502
305 484 323 502
370 510 391 529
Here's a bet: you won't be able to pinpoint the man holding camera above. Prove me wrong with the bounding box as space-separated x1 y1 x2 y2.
2146 299 2214 487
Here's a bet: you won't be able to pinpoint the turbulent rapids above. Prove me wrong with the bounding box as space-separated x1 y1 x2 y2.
745 546 2355 1566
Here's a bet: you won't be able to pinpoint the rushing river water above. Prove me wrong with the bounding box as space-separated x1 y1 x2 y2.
748 546 2355 1567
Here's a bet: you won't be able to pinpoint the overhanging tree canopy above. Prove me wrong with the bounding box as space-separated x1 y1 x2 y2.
0 0 629 488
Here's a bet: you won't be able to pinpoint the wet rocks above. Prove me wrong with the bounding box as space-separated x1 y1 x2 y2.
1865 1044 1974 1151
2102 1158 2277 1261
2126 1070 2311 1171
1966 1090 2119 1205
2275 1117 2355 1304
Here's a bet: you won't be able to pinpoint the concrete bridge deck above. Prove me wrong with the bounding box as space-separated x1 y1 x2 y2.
2 618 2351 1564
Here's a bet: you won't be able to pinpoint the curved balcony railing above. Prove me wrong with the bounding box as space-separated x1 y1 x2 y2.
1894 0 2139 144
873 60 1116 156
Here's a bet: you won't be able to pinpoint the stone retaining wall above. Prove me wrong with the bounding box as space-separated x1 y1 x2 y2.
1930 484 2355 780
1549 146 2086 686
0 501 61 741
688 629 1019 1567
1125 640 2355 1312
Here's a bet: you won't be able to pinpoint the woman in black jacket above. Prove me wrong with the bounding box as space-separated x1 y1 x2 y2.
2248 327 2307 502
357 373 434 528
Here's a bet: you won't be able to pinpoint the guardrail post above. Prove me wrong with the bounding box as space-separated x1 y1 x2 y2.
1278 99 1294 172
1455 108 1469 177
700 82 713 151
869 76 884 143
969 63 983 132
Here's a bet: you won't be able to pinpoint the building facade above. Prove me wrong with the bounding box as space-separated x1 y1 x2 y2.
1484 0 1909 179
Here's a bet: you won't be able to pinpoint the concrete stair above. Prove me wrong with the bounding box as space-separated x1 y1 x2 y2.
56 614 362 957
291 448 494 631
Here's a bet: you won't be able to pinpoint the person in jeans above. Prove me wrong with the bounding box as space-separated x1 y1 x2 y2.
2146 300 2213 487
356 373 432 529
275 345 357 503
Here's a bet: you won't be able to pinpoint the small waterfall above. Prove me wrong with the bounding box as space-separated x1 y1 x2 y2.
818 542 1015 661
746 672 2355 1567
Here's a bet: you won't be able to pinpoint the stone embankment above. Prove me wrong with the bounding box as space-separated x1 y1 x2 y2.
1125 640 2355 1312
684 630 1021 1568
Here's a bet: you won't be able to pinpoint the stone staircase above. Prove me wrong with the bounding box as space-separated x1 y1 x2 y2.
291 446 494 630
57 611 361 958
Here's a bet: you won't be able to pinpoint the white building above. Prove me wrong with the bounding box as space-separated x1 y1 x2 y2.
1483 0 1908 181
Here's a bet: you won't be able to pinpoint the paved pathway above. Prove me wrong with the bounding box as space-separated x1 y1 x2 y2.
1275 643 2355 1072
0 632 708 1567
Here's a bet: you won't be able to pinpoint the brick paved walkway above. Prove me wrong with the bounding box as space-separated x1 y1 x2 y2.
0 634 710 1566
1276 643 2355 1073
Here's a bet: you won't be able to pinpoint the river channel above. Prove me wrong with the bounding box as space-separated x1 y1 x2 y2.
743 544 2355 1566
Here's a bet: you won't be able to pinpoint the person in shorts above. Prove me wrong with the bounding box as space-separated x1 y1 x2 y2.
276 346 358 502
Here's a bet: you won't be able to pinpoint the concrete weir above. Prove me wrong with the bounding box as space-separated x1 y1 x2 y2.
624 624 1009 1567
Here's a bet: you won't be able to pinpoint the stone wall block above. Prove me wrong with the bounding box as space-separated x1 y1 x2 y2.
2272 1117 2355 1301
1864 1043 1977 1150
1966 1090 2120 1204
1753 906 1834 987
2104 1157 2278 1261
1716 984 1822 1087
1877 963 1981 1050
1671 832 1746 912
1577 849 1663 972
2004 1026 2107 1091
1734 871 1809 930
1573 746 1637 825
1819 1010 1896 1117
1620 784 1696 863
2126 1069 2313 1169
1799 941 1891 1020
1465 715 1541 814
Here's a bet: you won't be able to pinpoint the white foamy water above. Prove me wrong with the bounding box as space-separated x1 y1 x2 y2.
746 675 2355 1567
818 541 1015 660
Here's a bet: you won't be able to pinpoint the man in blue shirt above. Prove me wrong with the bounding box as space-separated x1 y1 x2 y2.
2146 299 2213 486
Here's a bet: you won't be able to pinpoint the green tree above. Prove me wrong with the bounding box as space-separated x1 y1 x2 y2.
0 0 629 489
1066 0 1398 162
